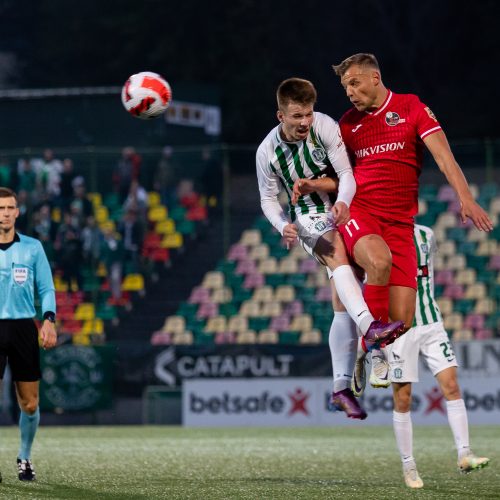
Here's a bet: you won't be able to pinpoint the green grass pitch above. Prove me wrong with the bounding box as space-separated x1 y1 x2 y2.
0 425 497 499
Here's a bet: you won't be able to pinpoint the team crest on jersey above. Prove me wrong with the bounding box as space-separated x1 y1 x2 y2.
385 111 402 126
13 265 29 285
314 220 327 232
425 107 437 121
420 243 429 254
393 368 403 379
311 147 326 162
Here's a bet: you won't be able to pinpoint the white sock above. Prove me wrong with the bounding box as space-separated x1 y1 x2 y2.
446 399 470 458
393 411 414 464
329 311 358 393
331 265 374 335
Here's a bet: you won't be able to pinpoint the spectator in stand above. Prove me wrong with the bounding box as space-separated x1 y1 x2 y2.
123 179 148 222
32 203 57 247
55 212 83 291
33 149 62 199
118 209 144 272
68 176 93 227
114 146 142 203
0 156 12 187
100 226 124 304
17 159 37 203
81 215 103 267
154 146 177 207
14 190 32 234
58 158 76 210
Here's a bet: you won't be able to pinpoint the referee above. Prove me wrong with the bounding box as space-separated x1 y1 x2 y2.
0 187 57 482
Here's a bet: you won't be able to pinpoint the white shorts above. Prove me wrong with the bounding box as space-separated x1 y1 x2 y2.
384 322 458 383
296 212 336 278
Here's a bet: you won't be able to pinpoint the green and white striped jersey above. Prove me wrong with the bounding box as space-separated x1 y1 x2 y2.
413 224 442 326
256 112 355 234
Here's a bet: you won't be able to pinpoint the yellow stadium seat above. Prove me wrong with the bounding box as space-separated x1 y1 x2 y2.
172 331 193 345
476 240 498 256
148 205 168 222
239 300 261 317
260 301 282 317
99 221 115 232
162 315 186 334
278 257 298 274
289 314 313 332
54 276 69 292
51 207 62 224
299 329 322 344
443 312 463 331
204 316 227 334
236 330 257 344
201 271 224 289
464 283 487 300
436 212 457 229
249 244 270 261
227 316 248 333
72 333 91 346
122 273 145 291
96 262 108 278
455 269 476 285
474 298 496 314
452 328 474 341
258 257 278 274
258 329 278 344
81 319 104 334
252 286 274 302
240 229 261 246
74 303 95 321
161 232 183 249
446 255 466 270
155 219 176 235
87 192 102 206
438 240 456 257
275 285 295 302
95 206 109 223
147 191 161 207
436 297 453 316
211 287 233 304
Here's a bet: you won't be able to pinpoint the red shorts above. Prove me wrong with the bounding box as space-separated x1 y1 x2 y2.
338 209 417 289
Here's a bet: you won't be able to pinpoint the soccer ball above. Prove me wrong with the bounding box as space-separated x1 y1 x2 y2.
121 71 172 119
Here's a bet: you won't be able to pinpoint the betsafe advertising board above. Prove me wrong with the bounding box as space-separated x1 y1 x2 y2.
183 374 500 427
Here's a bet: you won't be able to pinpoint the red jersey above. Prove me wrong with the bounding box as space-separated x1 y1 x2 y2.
339 90 441 220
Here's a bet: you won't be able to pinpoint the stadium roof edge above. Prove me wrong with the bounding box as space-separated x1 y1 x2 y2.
0 87 122 99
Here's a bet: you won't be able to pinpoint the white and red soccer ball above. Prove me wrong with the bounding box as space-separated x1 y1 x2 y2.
121 71 172 119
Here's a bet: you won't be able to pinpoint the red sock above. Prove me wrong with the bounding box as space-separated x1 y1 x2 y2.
364 284 389 323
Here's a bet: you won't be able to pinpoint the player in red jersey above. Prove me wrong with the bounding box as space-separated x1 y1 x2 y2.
331 53 493 349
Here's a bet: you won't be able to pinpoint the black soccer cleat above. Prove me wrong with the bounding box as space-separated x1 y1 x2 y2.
17 458 36 481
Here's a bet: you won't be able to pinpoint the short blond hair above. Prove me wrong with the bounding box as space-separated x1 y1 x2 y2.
332 53 380 77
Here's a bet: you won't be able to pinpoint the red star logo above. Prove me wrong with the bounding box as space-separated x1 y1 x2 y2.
424 386 446 415
288 387 310 416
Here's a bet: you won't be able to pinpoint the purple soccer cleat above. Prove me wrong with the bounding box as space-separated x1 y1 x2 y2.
363 320 405 351
330 388 367 420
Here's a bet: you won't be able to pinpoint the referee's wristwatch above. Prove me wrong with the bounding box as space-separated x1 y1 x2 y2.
43 312 56 324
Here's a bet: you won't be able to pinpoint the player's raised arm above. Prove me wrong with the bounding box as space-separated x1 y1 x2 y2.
423 131 493 231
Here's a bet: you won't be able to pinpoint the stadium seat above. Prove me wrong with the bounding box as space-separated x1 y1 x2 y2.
155 219 176 235
464 283 487 300
249 244 270 261
122 274 145 292
201 271 224 289
279 331 301 344
299 258 318 274
474 298 496 314
239 300 262 317
464 313 485 330
258 329 279 344
204 316 227 334
438 240 456 257
227 315 249 333
475 329 493 340
275 284 296 303
172 331 194 345
211 287 233 304
74 303 95 321
435 269 455 285
227 244 248 261
261 301 282 317
436 212 457 228
214 331 236 344
236 330 257 344
289 314 313 332
269 314 291 332
452 328 474 341
151 331 172 345
161 232 184 249
443 312 463 331
437 185 457 202
252 285 274 302
240 229 261 247
315 286 332 302
81 319 104 335
299 329 322 344
446 255 466 270
258 257 278 274
455 269 477 286
235 259 258 275
197 302 219 319
477 240 498 256
489 254 500 270
161 315 186 334
278 257 299 274
188 286 211 304
284 300 304 316
243 272 265 289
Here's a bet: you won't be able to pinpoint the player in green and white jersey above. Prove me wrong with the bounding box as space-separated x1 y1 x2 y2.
256 78 404 420
360 224 489 487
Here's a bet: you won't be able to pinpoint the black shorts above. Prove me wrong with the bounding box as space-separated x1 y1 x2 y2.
0 319 41 382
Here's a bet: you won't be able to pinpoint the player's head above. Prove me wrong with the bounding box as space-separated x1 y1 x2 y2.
0 187 19 232
332 53 385 112
276 78 316 142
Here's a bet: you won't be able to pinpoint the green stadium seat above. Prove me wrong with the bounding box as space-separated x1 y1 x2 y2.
419 184 438 201
454 299 475 315
279 331 301 344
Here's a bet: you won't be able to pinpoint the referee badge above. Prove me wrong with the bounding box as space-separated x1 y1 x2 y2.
13 265 29 285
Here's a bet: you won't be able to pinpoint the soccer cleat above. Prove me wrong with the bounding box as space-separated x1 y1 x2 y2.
17 458 36 481
363 320 405 351
369 355 391 388
352 353 367 397
330 388 367 420
458 453 490 474
403 463 424 488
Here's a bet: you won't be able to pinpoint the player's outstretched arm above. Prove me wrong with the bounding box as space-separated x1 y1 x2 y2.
424 131 493 231
291 177 339 204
